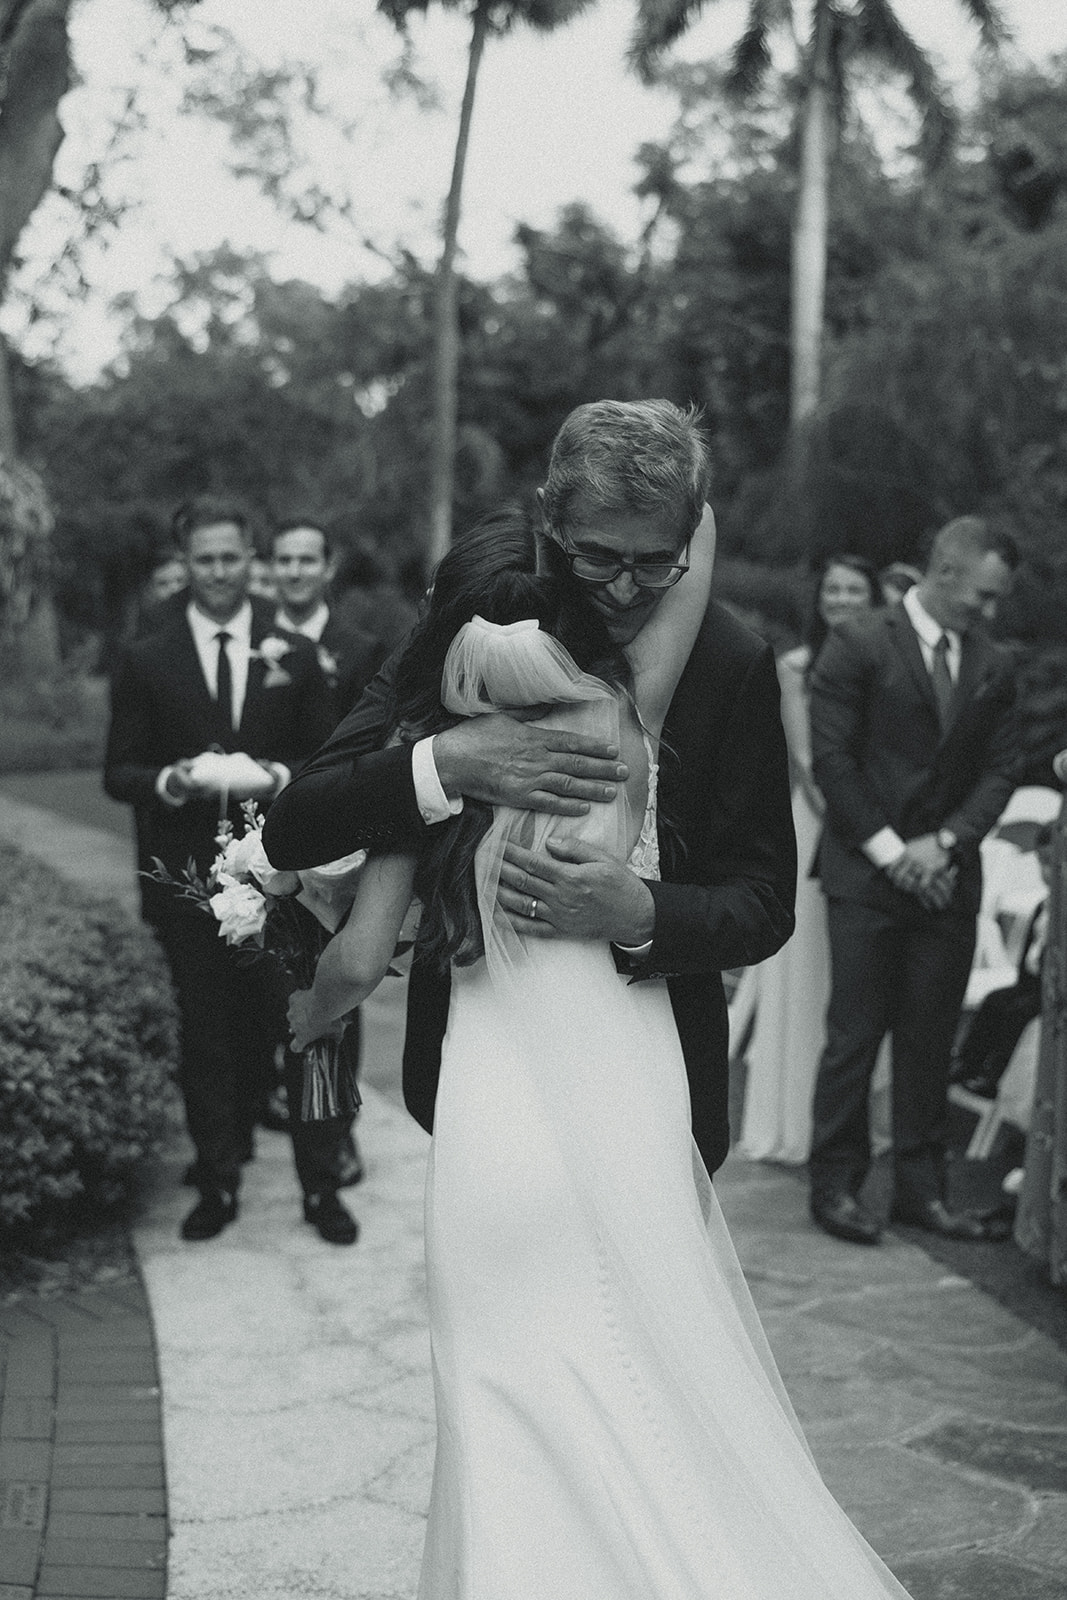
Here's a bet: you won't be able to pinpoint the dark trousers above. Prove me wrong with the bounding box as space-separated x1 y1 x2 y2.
156 908 348 1199
810 897 976 1212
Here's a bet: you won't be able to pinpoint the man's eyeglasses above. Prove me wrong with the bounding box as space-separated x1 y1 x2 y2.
550 529 690 590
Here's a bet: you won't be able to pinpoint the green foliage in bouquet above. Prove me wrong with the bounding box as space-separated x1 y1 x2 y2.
0 841 179 1227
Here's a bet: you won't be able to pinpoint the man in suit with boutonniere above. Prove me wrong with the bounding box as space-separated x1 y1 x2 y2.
105 496 359 1245
270 520 386 724
266 517 387 1182
807 516 1020 1247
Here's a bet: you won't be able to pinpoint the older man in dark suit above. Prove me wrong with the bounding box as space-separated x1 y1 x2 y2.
104 496 358 1244
808 516 1020 1245
263 400 798 1177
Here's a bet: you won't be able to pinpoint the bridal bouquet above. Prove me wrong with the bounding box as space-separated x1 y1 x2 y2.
149 804 367 1119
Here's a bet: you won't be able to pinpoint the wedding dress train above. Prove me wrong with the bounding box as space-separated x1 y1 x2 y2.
418 620 911 1599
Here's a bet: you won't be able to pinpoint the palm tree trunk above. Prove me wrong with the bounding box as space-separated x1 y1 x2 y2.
790 3 831 427
427 0 490 568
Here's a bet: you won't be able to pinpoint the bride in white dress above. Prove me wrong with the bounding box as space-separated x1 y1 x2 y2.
288 515 913 1600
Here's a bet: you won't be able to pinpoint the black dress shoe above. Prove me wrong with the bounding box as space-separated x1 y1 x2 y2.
303 1191 359 1246
811 1192 883 1246
892 1198 999 1240
181 1191 237 1241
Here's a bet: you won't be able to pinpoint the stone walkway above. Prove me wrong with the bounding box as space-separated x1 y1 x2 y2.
2 775 1067 1599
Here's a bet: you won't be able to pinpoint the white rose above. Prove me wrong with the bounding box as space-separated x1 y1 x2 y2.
258 636 291 666
214 836 247 884
227 829 296 894
209 881 268 946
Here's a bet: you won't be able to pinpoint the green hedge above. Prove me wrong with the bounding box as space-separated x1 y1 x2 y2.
0 841 179 1227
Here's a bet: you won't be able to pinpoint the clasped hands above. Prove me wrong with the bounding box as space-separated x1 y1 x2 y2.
886 834 957 911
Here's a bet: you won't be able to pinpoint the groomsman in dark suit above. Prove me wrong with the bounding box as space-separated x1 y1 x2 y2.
104 496 359 1244
268 518 386 1181
263 400 799 1177
808 516 1020 1245
270 520 386 721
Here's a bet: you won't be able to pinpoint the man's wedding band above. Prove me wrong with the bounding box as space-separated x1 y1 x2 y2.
527 897 538 919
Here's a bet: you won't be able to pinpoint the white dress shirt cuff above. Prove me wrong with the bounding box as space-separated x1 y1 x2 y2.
156 767 187 808
412 736 464 825
265 762 291 795
863 827 906 869
614 939 653 959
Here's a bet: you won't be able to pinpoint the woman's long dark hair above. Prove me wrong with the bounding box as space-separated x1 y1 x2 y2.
392 505 620 973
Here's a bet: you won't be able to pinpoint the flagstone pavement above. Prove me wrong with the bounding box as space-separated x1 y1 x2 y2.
2 775 1066 1600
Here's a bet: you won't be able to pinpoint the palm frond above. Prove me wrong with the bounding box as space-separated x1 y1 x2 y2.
852 0 956 165
515 0 596 35
724 8 773 101
628 0 712 84
955 0 1012 52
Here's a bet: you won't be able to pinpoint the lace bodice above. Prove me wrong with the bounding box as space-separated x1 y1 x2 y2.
626 725 660 881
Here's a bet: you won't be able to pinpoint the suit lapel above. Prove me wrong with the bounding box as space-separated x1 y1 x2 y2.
952 631 984 715
886 606 941 728
942 630 998 739
171 615 234 747
239 610 271 742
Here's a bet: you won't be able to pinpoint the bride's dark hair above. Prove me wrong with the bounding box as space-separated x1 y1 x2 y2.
390 504 620 971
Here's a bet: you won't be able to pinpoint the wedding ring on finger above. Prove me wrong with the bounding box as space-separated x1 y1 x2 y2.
526 897 538 920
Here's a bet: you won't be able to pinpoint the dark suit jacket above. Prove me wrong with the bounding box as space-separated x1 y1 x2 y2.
810 603 1018 918
104 598 335 921
314 608 388 724
263 599 797 1174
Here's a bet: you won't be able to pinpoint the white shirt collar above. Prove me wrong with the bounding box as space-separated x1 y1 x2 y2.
275 601 330 642
187 598 253 648
902 585 959 653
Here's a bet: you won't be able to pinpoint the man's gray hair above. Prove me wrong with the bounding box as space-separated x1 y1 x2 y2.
542 399 710 542
927 515 1020 572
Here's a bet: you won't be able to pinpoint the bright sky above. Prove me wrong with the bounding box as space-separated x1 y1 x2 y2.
13 0 1067 379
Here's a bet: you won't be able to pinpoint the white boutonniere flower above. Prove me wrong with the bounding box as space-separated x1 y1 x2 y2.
317 644 339 684
252 635 293 688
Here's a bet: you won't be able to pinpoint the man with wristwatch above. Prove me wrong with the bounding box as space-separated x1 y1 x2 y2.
806 516 1020 1246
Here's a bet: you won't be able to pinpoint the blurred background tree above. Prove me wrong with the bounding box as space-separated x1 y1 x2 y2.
0 0 198 676
629 0 1010 427
376 0 594 569
3 14 1066 714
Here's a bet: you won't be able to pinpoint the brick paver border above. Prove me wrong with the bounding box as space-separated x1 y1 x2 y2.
0 1276 166 1600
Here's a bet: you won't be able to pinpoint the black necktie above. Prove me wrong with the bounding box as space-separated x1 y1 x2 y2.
215 630 234 734
931 632 954 730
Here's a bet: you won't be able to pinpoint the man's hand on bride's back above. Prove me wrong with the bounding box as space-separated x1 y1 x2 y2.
432 714 628 816
498 839 655 944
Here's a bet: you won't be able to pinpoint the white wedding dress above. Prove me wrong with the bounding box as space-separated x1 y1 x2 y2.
418 619 912 1600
